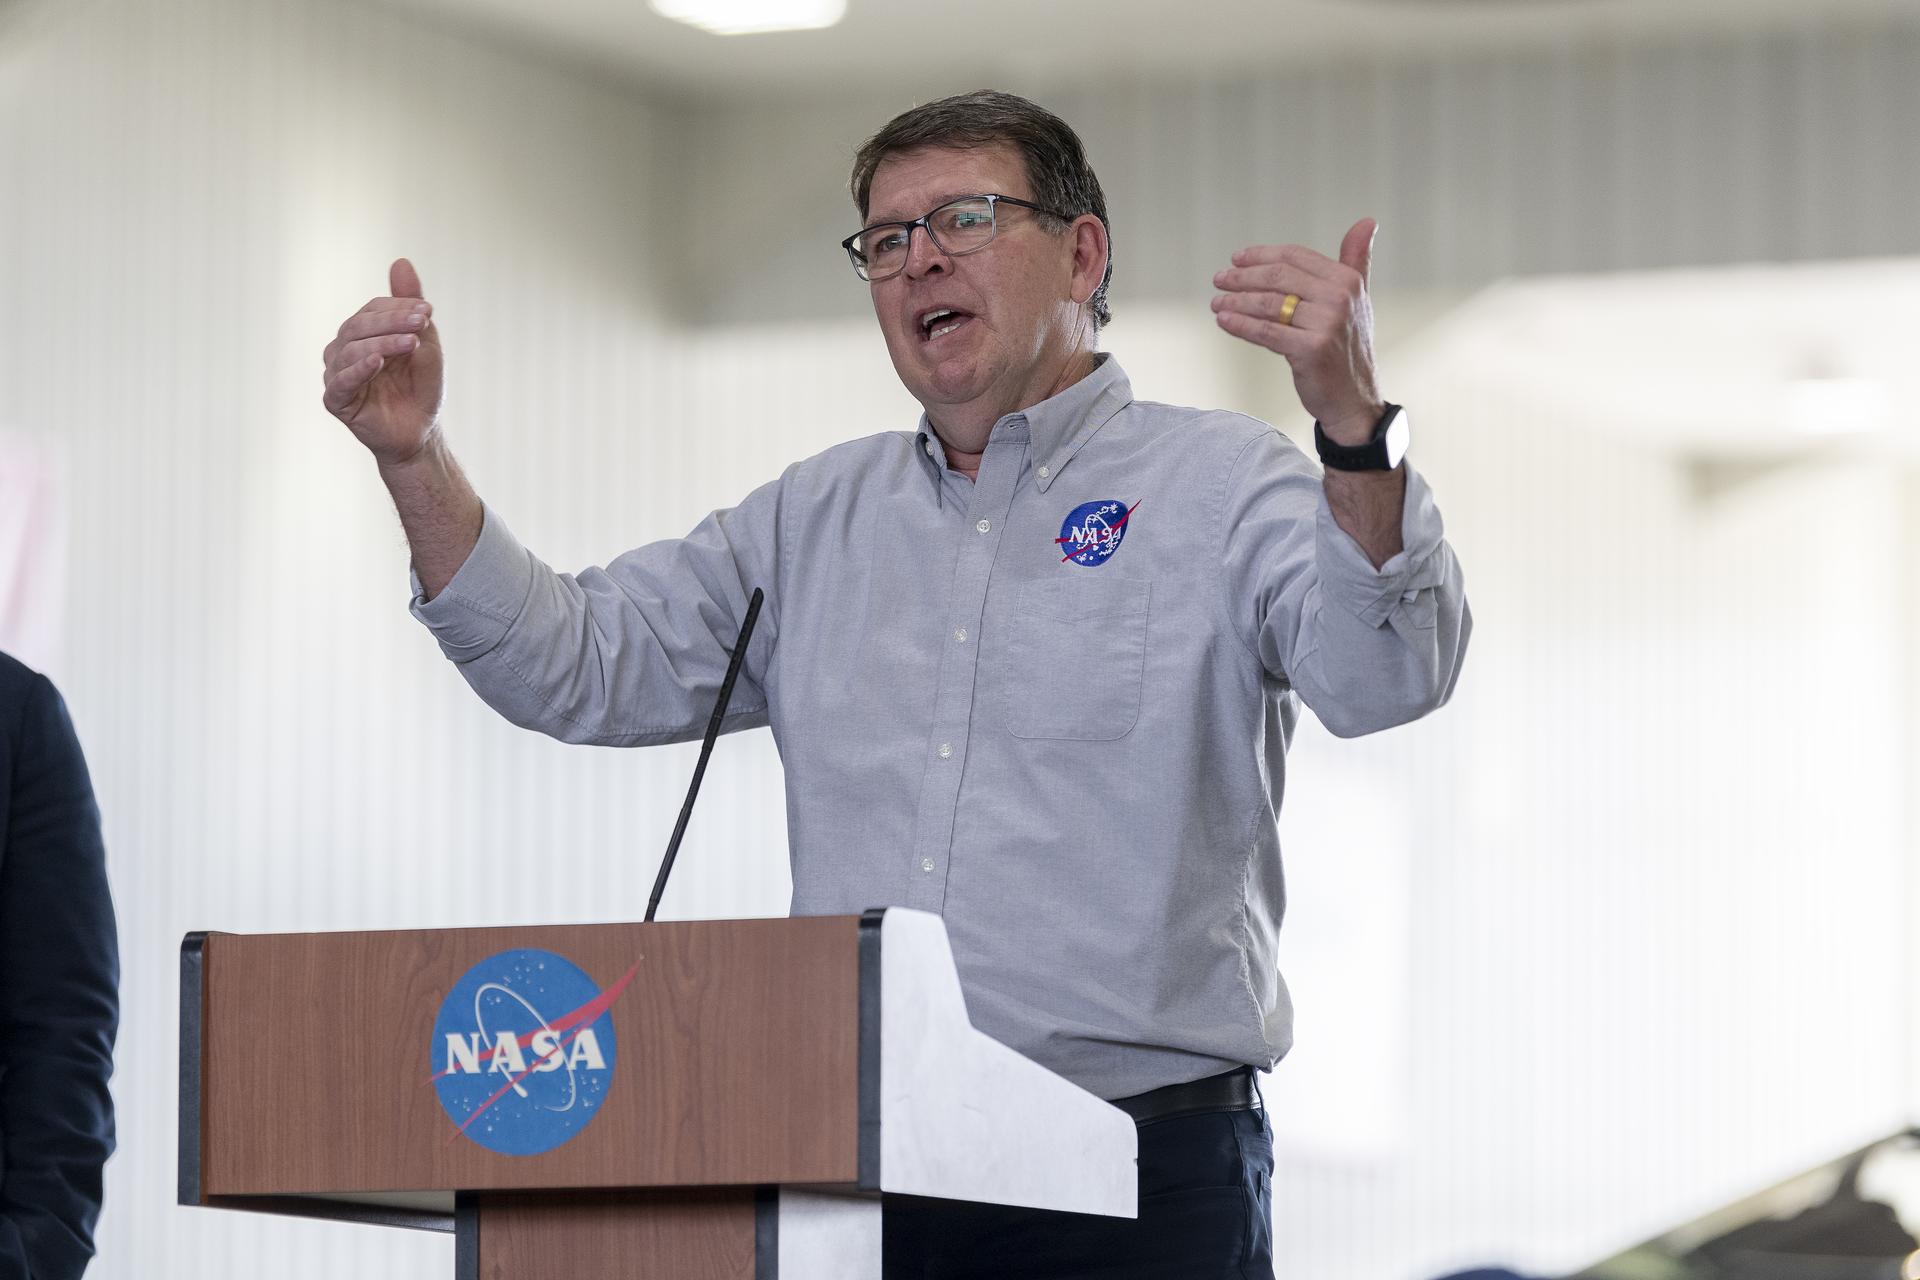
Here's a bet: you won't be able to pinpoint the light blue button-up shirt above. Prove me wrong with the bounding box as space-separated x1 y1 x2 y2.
412 355 1470 1099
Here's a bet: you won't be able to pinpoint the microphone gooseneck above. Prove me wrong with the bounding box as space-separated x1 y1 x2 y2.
644 587 765 924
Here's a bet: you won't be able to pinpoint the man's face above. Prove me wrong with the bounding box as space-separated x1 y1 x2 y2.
862 144 1088 423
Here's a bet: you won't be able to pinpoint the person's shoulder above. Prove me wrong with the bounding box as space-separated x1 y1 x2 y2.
800 429 922 467
780 430 925 491
0 650 55 757
0 648 46 711
711 433 920 527
1124 395 1278 438
1120 397 1307 464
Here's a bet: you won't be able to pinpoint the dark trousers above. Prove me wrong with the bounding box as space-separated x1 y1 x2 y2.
883 1104 1275 1279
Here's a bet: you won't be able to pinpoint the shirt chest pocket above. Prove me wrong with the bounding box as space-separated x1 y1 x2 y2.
1001 576 1151 741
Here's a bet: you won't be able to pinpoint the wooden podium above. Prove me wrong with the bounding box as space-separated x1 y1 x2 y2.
178 907 1136 1277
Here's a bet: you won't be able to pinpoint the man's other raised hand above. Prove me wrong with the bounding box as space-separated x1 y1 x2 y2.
1210 218 1385 446
322 258 445 466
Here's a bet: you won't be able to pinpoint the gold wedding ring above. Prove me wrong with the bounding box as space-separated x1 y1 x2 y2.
1278 294 1301 326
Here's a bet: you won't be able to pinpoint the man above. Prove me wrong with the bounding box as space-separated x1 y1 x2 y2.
322 90 1467 1278
0 652 119 1279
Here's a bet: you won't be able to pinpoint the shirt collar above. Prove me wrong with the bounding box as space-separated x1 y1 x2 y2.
913 353 1134 493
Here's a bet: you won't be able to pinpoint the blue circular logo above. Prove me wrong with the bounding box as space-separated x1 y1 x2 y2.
1057 499 1136 567
429 948 621 1156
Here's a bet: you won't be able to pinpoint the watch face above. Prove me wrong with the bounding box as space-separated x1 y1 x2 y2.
1382 406 1410 468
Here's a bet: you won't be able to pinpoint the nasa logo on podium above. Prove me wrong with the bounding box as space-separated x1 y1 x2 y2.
1056 498 1139 567
428 947 639 1156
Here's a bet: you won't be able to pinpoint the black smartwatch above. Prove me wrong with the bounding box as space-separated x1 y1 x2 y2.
1314 403 1409 472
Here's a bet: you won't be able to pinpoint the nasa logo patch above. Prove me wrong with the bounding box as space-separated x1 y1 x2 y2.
429 948 633 1156
1056 499 1139 567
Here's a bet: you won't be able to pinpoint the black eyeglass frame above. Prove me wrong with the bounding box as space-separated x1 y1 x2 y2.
840 193 1078 282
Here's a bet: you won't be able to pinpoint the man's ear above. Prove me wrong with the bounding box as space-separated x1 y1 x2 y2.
1070 215 1108 305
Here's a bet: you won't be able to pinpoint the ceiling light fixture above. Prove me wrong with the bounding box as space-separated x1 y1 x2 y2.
649 0 846 35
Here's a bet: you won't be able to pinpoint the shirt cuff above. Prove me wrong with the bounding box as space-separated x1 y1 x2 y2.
408 504 536 661
1315 463 1450 628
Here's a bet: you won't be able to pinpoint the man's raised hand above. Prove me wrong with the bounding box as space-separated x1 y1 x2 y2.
322 258 445 466
1211 218 1385 445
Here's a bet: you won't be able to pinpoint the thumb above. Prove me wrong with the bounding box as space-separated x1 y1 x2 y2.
1338 218 1376 283
389 256 424 300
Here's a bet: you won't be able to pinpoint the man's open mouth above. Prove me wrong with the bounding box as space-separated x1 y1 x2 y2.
918 308 975 343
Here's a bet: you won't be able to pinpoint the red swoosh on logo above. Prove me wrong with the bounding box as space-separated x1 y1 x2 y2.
429 955 645 1143
1057 500 1140 562
427 955 644 1084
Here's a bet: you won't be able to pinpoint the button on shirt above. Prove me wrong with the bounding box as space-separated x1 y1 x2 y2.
411 355 1470 1100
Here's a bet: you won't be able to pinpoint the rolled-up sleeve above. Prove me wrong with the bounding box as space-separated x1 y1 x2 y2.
410 474 785 747
1220 427 1470 738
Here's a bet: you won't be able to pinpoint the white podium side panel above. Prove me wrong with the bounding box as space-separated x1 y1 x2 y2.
876 909 1136 1218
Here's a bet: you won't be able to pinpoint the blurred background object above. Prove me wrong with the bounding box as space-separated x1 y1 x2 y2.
1427 1132 1920 1278
1577 1129 1920 1279
4 0 1920 1275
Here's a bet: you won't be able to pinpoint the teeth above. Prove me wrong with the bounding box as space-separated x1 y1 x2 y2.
930 321 963 339
922 308 955 334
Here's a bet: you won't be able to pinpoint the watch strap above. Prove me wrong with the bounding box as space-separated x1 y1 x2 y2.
1314 403 1408 471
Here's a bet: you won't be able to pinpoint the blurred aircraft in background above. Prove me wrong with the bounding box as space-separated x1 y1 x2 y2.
1437 1129 1920 1280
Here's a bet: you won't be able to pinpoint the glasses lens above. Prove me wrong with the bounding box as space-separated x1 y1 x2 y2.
927 198 997 255
855 224 912 280
850 198 1000 282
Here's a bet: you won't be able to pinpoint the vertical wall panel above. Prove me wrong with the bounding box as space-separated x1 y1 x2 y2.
0 0 707 1274
679 24 1920 326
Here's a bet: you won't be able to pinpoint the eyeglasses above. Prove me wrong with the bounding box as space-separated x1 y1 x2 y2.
841 194 1074 283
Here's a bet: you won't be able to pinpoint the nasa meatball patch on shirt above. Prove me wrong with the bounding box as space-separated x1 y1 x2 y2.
1056 499 1139 566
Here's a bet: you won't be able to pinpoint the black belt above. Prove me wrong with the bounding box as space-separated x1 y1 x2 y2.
1109 1067 1259 1126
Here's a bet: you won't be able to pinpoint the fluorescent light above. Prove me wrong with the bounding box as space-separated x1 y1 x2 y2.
649 0 846 35
1788 376 1890 435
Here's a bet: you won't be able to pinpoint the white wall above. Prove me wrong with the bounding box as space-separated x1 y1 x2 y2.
0 431 65 665
0 0 783 1274
1 2 1914 1277
1257 319 1913 1276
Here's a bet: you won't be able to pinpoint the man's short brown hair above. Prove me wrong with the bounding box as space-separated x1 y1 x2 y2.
850 89 1113 329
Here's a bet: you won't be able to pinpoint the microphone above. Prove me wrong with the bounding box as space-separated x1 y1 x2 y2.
644 587 765 924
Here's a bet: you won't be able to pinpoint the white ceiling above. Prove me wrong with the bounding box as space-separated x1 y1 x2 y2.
373 0 1920 102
